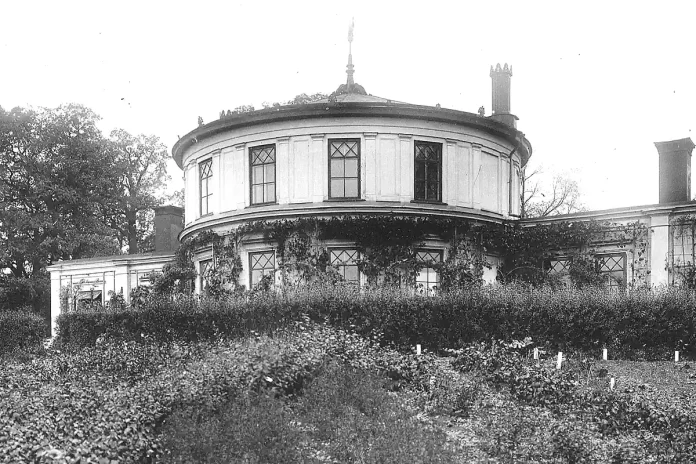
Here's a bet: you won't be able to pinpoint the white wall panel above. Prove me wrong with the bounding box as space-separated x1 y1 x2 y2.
481 152 499 212
276 138 290 205
232 145 246 210
456 145 472 206
221 148 235 212
364 133 377 201
291 138 310 203
378 136 398 200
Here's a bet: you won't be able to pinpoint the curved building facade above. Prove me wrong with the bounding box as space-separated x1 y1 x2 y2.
172 62 531 290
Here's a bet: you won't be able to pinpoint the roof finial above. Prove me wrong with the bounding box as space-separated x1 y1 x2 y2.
346 18 355 89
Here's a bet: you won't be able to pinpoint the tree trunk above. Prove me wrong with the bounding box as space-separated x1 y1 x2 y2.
127 209 138 254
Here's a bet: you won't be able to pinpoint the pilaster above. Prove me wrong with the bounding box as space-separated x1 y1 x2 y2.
364 133 377 201
277 137 290 205
310 134 325 202
399 134 413 202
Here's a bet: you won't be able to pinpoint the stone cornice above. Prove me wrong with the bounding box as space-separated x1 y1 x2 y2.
172 102 532 169
180 202 507 241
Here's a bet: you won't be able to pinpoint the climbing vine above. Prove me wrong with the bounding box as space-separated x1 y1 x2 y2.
669 215 696 288
156 215 650 296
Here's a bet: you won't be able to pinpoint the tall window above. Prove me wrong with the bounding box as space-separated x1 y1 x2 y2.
249 251 275 287
416 250 442 295
597 254 626 290
329 139 360 199
250 145 276 205
199 259 212 292
199 159 212 216
330 249 360 284
414 141 442 202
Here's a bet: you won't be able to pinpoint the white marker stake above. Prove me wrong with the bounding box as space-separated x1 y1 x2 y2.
556 352 563 370
533 348 539 360
610 378 615 390
416 344 422 356
675 351 680 363
603 348 608 361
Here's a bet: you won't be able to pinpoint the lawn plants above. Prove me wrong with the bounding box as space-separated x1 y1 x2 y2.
0 319 446 463
453 340 696 462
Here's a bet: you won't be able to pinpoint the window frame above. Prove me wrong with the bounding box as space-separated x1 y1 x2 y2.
199 158 213 216
596 253 627 291
328 138 361 200
413 140 443 203
249 144 277 206
248 250 276 287
415 249 443 295
329 247 361 286
199 258 212 292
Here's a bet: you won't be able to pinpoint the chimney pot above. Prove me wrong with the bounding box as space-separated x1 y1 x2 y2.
490 63 516 128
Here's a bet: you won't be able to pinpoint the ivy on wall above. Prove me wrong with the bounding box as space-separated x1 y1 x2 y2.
669 215 696 288
153 215 650 296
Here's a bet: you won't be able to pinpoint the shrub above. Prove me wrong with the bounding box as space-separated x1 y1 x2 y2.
0 309 46 355
162 394 307 464
57 284 696 355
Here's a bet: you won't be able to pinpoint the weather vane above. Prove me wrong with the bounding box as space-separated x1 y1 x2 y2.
346 18 355 88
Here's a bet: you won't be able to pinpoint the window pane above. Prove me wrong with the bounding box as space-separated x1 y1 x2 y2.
344 179 358 197
426 163 439 184
252 165 264 184
331 179 344 197
415 181 425 200
427 182 440 201
252 185 263 203
265 164 275 183
344 265 359 282
331 159 344 177
201 179 208 197
344 159 358 177
251 270 262 285
415 161 425 181
265 183 276 203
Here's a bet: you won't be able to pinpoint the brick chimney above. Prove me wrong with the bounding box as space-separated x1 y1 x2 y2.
154 205 184 252
654 138 695 204
489 63 518 128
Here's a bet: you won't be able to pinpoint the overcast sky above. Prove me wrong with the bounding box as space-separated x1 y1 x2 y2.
2 1 695 211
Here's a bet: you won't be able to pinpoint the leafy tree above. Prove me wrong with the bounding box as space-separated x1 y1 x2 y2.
522 167 586 218
107 129 170 254
0 104 120 279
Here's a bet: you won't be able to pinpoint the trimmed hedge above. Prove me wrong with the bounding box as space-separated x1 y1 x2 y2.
0 309 46 354
56 294 307 348
56 285 696 355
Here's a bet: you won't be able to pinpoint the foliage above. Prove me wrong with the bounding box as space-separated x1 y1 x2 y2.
56 284 696 360
438 235 490 290
1 320 442 463
105 129 171 254
0 274 50 335
0 309 46 355
670 215 696 289
454 339 696 462
175 215 648 294
0 104 121 279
